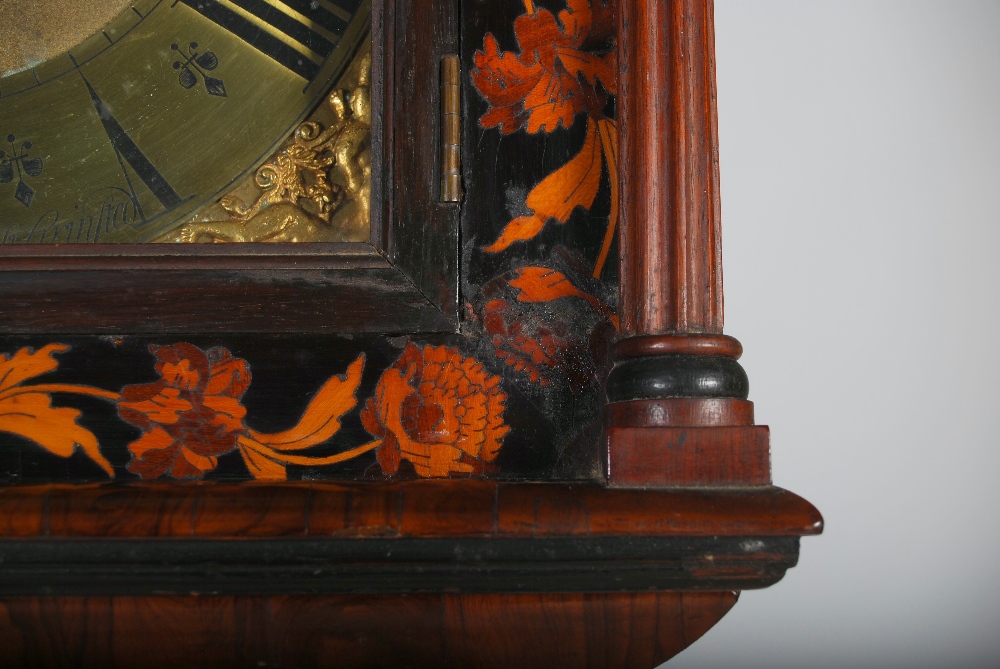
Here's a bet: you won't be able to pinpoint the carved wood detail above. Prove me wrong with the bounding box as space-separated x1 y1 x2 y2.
617 0 723 336
606 0 762 492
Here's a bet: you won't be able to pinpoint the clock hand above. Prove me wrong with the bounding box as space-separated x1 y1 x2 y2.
70 59 184 218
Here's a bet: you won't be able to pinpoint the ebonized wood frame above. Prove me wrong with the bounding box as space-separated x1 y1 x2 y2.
0 0 460 335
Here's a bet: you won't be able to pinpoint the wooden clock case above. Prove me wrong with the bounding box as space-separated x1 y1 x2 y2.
0 0 821 666
0 0 455 335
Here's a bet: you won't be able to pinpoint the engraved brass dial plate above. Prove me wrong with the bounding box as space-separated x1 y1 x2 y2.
0 0 369 243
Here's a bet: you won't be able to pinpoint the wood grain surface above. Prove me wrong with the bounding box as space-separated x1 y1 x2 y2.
0 481 822 539
604 398 755 427
606 426 772 487
617 0 723 335
0 591 738 669
612 334 744 359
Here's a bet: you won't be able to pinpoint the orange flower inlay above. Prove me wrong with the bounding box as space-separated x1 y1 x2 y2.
361 343 509 477
121 344 376 481
481 267 616 390
472 0 614 135
119 343 251 480
471 0 619 277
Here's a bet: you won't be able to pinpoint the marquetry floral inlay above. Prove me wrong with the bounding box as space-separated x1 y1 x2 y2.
361 344 509 477
471 0 618 278
0 342 508 482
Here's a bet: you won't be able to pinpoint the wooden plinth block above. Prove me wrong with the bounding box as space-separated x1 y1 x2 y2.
605 398 754 428
0 591 738 669
606 426 772 487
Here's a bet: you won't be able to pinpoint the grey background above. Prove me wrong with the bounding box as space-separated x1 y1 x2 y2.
666 1 1000 667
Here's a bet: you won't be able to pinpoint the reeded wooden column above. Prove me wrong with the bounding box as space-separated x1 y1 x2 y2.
618 0 722 335
605 0 770 487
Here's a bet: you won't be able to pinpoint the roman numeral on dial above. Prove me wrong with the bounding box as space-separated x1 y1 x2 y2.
177 0 359 81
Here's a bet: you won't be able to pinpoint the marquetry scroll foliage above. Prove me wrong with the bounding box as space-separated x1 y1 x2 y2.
0 341 508 482
0 1 626 484
471 0 618 278
0 344 116 477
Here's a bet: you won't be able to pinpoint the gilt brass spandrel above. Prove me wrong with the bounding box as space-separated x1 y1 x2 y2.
162 40 372 243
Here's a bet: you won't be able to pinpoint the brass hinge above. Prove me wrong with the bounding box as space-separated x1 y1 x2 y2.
440 55 462 202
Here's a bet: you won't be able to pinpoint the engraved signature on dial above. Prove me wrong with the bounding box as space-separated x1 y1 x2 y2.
1 187 147 244
0 134 43 208
171 41 227 97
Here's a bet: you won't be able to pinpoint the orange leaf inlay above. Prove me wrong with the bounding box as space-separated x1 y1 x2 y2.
238 354 372 481
239 436 288 480
0 344 114 477
0 392 113 477
509 266 593 303
0 344 66 393
249 354 365 451
237 436 383 482
485 117 602 252
508 266 618 323
483 215 547 252
594 117 619 278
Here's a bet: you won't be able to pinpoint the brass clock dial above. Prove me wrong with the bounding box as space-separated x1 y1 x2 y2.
0 0 369 243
